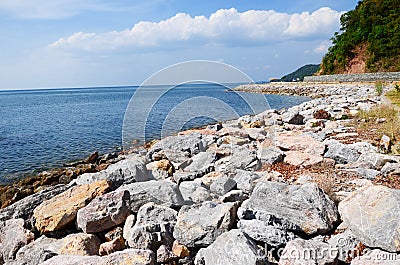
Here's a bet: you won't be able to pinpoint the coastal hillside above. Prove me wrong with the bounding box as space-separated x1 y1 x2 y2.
280 64 320 82
320 0 400 74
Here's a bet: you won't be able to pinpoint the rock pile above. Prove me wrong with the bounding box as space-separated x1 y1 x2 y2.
0 83 400 264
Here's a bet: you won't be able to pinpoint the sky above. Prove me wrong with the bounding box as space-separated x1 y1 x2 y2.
0 0 360 90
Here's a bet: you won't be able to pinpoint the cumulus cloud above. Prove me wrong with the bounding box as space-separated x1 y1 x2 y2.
50 7 343 52
314 40 332 53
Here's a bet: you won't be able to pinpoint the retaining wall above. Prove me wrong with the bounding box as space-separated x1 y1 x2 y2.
304 72 400 82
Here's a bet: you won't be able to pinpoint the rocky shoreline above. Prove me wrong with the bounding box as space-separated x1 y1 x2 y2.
234 82 377 98
1 82 400 264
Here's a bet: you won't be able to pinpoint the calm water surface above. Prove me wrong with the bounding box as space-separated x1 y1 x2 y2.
0 84 309 183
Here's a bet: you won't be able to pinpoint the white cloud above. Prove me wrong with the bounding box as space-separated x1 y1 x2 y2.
0 0 108 19
314 40 331 53
50 7 343 52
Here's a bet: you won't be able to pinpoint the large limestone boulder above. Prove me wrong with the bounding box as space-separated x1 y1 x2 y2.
117 180 185 212
274 133 325 156
123 202 177 251
257 146 284 165
178 181 212 204
187 152 217 172
338 185 400 252
11 235 61 265
357 153 398 170
148 133 206 161
0 219 34 261
59 233 101 256
33 180 110 233
195 229 268 265
238 219 296 247
77 190 130 233
327 229 361 263
0 184 68 222
238 182 339 235
224 149 261 172
324 140 360 164
233 170 261 193
173 201 237 247
279 239 338 265
75 155 151 187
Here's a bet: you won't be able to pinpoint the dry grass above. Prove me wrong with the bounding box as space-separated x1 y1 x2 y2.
386 89 400 108
260 161 360 203
353 104 400 153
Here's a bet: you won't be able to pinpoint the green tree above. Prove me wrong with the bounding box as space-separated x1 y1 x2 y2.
321 0 400 74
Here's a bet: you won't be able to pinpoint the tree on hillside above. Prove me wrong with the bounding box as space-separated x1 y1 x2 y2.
321 0 400 74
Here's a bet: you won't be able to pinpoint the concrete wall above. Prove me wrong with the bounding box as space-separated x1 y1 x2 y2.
304 72 400 82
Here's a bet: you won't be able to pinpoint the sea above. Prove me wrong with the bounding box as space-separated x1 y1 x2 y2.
0 83 310 184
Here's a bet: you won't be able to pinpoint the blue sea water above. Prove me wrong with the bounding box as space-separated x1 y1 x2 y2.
0 83 309 183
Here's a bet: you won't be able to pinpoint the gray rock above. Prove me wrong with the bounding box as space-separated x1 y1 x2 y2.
173 171 204 183
210 176 237 195
381 162 400 177
194 229 268 265
327 229 360 263
225 149 261 172
6 248 57 265
148 133 205 161
245 128 267 140
220 190 249 203
75 155 151 187
179 181 201 199
234 170 261 193
117 180 185 212
135 202 178 227
279 238 338 265
187 152 217 172
352 168 380 180
0 185 68 222
238 219 296 247
173 201 238 247
179 181 212 204
257 146 284 164
0 219 34 261
324 140 360 164
11 236 61 265
338 185 400 252
123 203 177 251
357 153 398 170
238 182 339 235
76 190 130 233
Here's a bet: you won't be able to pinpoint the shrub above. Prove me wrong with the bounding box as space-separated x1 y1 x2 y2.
395 83 400 93
375 81 384 96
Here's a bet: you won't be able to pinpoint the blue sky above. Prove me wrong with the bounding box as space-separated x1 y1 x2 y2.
0 0 359 89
